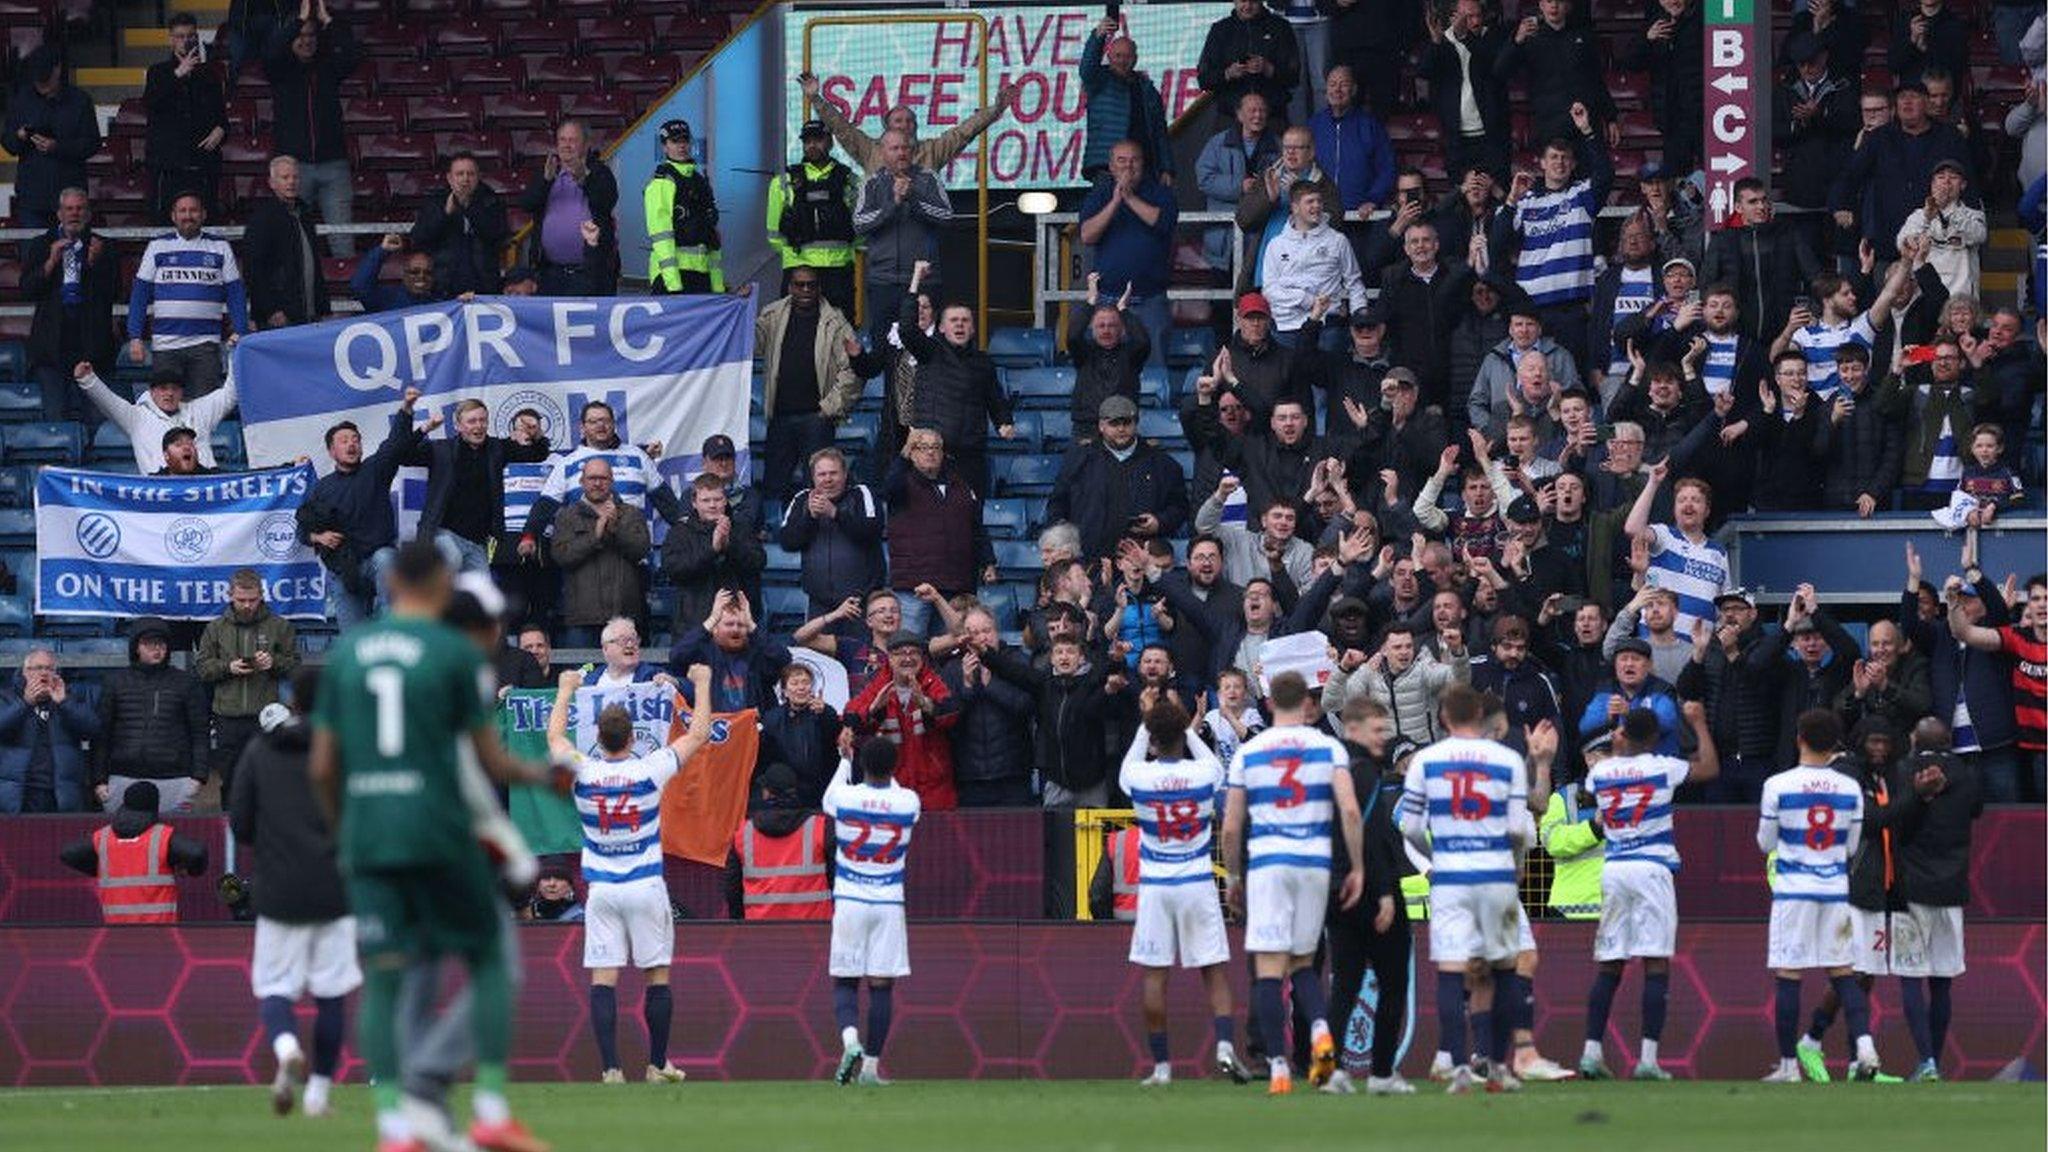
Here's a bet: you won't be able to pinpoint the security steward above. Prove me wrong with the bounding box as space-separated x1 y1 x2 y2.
768 119 860 317
724 763 832 920
61 780 208 922
644 119 724 294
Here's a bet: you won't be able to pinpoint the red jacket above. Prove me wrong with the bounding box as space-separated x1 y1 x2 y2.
848 663 960 811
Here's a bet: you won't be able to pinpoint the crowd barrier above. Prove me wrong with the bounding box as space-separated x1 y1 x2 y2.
1 922 2040 1085
2 808 2041 926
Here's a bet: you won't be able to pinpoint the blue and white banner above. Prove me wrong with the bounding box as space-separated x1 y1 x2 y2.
231 295 754 486
34 464 328 620
573 682 682 760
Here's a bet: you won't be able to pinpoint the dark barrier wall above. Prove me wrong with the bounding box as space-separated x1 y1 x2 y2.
1 923 2041 1085
2 809 2042 924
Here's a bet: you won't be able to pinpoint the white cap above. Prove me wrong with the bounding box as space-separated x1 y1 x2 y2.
257 702 292 733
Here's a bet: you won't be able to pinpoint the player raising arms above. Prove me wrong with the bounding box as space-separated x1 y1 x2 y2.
1578 703 1719 1081
309 540 554 1152
1221 671 1366 1096
1401 684 1534 1095
545 663 716 1086
826 738 922 1086
1118 693 1249 1086
1758 708 1878 1083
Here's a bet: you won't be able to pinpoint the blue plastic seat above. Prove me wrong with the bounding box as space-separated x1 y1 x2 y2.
763 584 810 628
1138 408 1187 447
1138 367 1172 409
0 507 35 546
0 465 33 507
90 421 134 464
992 539 1042 578
2 421 83 465
0 595 29 638
994 412 1043 454
982 497 1030 540
987 327 1054 370
991 453 1063 497
0 379 41 421
1003 366 1077 411
1164 326 1217 370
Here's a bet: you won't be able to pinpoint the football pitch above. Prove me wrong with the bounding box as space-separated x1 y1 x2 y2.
7 1080 2044 1152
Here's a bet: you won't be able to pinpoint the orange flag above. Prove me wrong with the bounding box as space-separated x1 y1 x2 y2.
660 709 761 866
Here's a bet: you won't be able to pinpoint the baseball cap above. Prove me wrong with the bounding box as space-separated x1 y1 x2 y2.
1895 78 1929 96
1612 637 1653 658
257 702 293 733
659 118 692 142
148 365 186 389
799 119 829 140
1098 395 1139 421
1662 257 1696 276
1638 159 1669 181
886 630 927 652
1236 292 1271 317
1389 739 1422 764
1714 587 1757 608
1330 595 1369 617
1382 367 1419 389
1505 495 1542 523
1953 582 1980 598
1350 304 1387 328
1932 158 1966 177
701 433 736 460
161 426 197 450
758 762 802 795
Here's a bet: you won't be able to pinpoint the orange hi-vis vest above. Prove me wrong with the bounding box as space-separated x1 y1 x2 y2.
1109 826 1140 922
93 824 177 924
735 815 832 920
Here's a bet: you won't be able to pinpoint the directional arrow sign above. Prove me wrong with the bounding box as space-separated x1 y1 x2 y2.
1702 0 1765 223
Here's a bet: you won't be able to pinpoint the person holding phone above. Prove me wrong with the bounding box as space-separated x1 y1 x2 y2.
1195 0 1302 127
142 10 228 222
196 569 302 803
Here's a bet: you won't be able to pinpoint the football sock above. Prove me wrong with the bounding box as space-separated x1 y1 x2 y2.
312 995 346 1077
1806 1003 1836 1042
1435 971 1467 1061
1495 973 1524 1059
1514 970 1537 1038
471 949 513 1095
589 985 620 1071
1148 1032 1170 1062
359 966 403 1128
1253 978 1286 1066
1639 1038 1660 1066
1927 977 1954 1060
1469 1009 1493 1068
260 996 297 1053
1829 975 1873 1059
1585 969 1620 1044
834 978 860 1036
1213 1016 1235 1050
867 985 895 1058
1288 968 1329 1038
304 1074 332 1113
644 986 673 1069
1642 973 1669 1044
1774 978 1802 1059
1900 978 1933 1062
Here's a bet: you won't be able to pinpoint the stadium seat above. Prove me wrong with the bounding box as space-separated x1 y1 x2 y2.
342 96 407 135
1004 366 1077 410
992 539 1041 578
354 132 439 172
405 93 481 133
578 15 655 52
763 585 809 629
0 466 31 506
837 411 879 449
89 422 133 464
4 550 34 592
994 411 1042 454
988 327 1054 369
60 637 131 658
477 0 542 14
529 55 606 93
975 581 1021 628
213 421 246 469
485 90 559 130
449 56 526 95
1138 367 1172 409
219 136 273 176
0 378 39 421
430 17 501 56
558 90 635 129
0 507 34 547
356 22 425 60
982 497 1030 540
992 453 1062 497
371 58 451 97
1163 326 1216 370
2 421 82 465
0 596 29 638
611 54 685 96
1040 411 1073 449
1137 408 1186 448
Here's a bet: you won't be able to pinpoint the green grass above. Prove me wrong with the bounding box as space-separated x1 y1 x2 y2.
5 1080 2043 1151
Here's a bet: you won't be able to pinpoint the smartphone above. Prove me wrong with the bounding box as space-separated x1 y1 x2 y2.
1792 295 1813 314
1687 289 1702 306
1107 0 1121 20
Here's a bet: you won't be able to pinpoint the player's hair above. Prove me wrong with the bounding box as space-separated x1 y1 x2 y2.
595 705 634 754
1267 671 1311 712
1143 698 1191 758
1835 343 1870 367
856 737 898 779
1438 683 1485 728
691 472 726 493
778 663 813 687
323 420 359 448
1796 708 1842 755
1620 707 1662 749
387 539 447 592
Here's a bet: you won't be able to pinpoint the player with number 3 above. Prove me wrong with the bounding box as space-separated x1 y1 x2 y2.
824 739 922 1086
1400 684 1532 1095
1117 698 1248 1086
1757 709 1880 1083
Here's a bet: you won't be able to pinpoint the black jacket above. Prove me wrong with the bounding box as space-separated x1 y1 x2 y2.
94 620 210 784
1773 74 1860 209
660 510 766 635
243 196 330 326
399 432 552 543
777 482 886 607
1494 19 1614 142
520 156 620 292
1701 219 1822 344
756 702 843 809
1751 406 1833 512
1 76 101 218
1378 261 1473 408
1746 612 1860 766
898 297 1012 454
410 184 510 297
1194 10 1300 119
941 650 1037 786
227 718 349 922
1892 750 1980 908
262 19 357 164
142 54 227 178
1068 308 1149 428
1821 382 1904 510
1827 121 1974 260
1332 739 1403 915
1045 438 1190 562
1845 755 1912 913
296 408 425 589
985 648 1120 792
1153 572 1244 693
1693 627 1778 760
1614 0 1702 163
1420 25 1512 146
20 225 120 373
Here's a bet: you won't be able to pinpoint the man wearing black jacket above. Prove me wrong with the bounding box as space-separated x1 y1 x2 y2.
399 397 553 573
262 1 357 258
1493 0 1617 149
2 47 101 230
1419 0 1512 180
1069 277 1151 426
244 156 330 329
899 262 1015 501
21 188 119 422
983 633 1127 809
1195 0 1301 126
942 606 1038 808
143 11 228 220
298 388 430 625
410 153 510 297
1328 698 1414 1094
1048 397 1189 562
93 617 210 813
1702 180 1822 345
229 669 357 1118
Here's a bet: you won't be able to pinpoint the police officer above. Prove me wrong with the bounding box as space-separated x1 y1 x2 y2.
769 119 860 318
644 119 723 294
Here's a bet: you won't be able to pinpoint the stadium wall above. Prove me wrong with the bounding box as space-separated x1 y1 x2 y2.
0 923 2040 1085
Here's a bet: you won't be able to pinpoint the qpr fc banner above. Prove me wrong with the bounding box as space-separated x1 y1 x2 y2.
230 295 753 481
35 464 327 620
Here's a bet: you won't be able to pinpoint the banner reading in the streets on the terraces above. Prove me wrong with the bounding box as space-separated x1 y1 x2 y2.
230 295 754 485
35 463 327 620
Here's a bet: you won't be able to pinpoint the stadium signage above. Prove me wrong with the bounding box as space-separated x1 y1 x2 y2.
1702 0 1761 223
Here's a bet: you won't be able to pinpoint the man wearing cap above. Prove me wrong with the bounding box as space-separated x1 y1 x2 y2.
1827 80 1972 263
1747 583 1861 766
1080 20 1175 187
1344 366 1449 504
77 354 238 475
1048 396 1190 562
769 120 860 315
1577 635 1681 756
154 426 215 476
197 567 299 800
1302 303 1390 443
519 118 619 296
94 617 210 813
1690 586 1777 801
1895 158 1985 300
696 432 763 541
847 632 960 812
645 118 724 295
1079 140 1177 367
1204 292 1307 425
62 780 210 922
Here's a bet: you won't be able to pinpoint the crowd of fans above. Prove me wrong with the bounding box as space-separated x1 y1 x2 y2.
1 0 2044 827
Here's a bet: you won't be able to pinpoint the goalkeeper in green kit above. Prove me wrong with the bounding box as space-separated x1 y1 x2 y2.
310 540 554 1152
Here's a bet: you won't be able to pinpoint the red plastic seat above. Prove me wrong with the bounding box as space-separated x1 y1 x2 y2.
219 135 275 176
384 168 439 202
348 169 391 214
449 55 525 94
342 95 406 134
431 16 499 56
552 0 613 16
372 57 449 96
95 171 151 216
406 93 480 132
558 89 632 128
663 14 726 48
527 54 603 93
501 14 576 54
111 97 149 136
436 129 511 168
485 92 558 131
353 132 437 172
477 0 540 14
576 15 652 53
355 21 423 59
1615 108 1659 144
1385 112 1435 143
610 53 682 94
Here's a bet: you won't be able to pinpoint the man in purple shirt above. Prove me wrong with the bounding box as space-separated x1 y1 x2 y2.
518 119 619 296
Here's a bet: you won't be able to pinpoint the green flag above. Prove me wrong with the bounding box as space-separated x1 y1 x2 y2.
500 688 582 856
